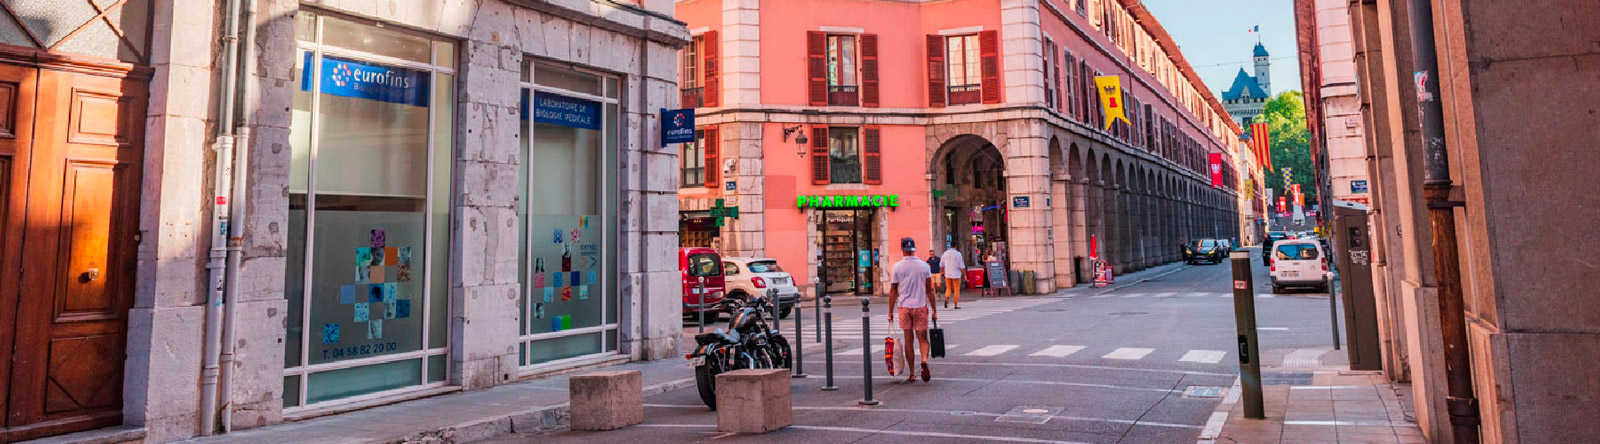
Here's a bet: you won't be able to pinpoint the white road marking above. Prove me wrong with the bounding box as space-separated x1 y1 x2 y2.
634 424 1093 444
964 344 1020 356
641 404 1201 430
1179 350 1228 364
1030 345 1086 358
1257 327 1290 331
1122 293 1146 298
1102 347 1155 360
1198 411 1230 440
836 344 885 356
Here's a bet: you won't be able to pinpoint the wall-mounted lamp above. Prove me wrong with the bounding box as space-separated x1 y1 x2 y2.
782 125 809 157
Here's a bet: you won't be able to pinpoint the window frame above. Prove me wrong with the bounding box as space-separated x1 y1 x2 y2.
825 34 860 106
827 126 863 184
680 129 706 188
945 34 982 105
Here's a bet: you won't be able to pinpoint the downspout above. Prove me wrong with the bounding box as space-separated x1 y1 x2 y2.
1404 0 1480 442
200 0 245 435
218 0 259 433
635 16 652 359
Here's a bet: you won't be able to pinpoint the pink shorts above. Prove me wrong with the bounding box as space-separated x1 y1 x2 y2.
897 306 929 331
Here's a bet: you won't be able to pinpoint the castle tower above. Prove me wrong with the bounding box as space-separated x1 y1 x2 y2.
1253 42 1271 95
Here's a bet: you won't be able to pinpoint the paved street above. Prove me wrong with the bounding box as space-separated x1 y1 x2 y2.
483 249 1350 443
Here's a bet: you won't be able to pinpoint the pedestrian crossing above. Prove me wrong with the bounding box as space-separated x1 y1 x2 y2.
831 342 1229 365
1073 291 1270 299
821 297 1055 339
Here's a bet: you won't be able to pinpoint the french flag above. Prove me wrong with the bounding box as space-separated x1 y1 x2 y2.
1247 25 1259 33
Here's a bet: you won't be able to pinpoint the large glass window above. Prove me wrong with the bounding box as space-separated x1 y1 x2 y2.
826 34 858 106
680 130 705 188
517 60 622 369
285 11 455 410
946 35 981 105
828 127 862 184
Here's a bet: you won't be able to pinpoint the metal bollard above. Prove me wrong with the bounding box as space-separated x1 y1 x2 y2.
859 297 878 406
1328 275 1341 350
822 296 837 391
768 288 781 341
697 281 707 334
1230 251 1264 419
815 282 824 343
791 289 807 378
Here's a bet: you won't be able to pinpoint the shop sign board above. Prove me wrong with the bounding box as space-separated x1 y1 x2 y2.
306 54 431 107
660 108 696 145
1351 180 1369 194
530 91 601 130
795 194 899 209
1012 196 1030 208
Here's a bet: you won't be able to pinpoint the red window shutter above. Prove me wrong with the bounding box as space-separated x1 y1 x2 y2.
1055 50 1065 114
810 126 830 184
979 30 1000 104
702 31 719 107
861 34 880 108
863 126 882 185
926 35 945 108
703 127 720 188
807 32 827 106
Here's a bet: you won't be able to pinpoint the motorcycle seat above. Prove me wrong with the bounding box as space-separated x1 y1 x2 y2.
695 332 722 345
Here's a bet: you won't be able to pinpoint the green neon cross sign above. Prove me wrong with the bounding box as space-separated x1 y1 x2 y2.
709 198 740 227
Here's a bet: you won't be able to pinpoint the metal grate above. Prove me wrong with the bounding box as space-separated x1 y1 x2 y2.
1183 386 1226 399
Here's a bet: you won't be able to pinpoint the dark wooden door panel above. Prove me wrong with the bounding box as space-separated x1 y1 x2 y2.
0 62 37 433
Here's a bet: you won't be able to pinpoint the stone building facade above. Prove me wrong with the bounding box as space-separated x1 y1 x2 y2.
673 0 1248 298
1302 0 1600 442
2 0 688 442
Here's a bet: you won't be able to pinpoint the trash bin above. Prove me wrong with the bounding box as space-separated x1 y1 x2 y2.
1020 271 1036 294
964 268 985 289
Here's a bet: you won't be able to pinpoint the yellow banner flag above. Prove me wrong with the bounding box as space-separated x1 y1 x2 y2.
1095 76 1130 130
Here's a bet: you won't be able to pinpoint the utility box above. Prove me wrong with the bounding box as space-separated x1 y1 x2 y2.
1333 202 1382 371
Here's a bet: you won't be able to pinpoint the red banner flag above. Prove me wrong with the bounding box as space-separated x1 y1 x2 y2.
1250 122 1272 172
1209 153 1224 188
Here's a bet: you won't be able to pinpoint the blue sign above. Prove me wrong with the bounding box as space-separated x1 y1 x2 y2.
1351 180 1369 194
1012 196 1031 208
301 53 430 107
526 91 601 130
661 108 696 146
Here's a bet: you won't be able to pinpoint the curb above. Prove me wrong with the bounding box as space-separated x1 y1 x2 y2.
1089 263 1192 296
1196 376 1242 444
387 377 697 444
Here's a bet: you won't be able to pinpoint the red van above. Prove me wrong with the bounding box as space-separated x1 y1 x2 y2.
680 247 726 317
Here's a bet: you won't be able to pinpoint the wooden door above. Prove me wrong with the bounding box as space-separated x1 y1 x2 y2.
0 61 40 441
2 67 144 441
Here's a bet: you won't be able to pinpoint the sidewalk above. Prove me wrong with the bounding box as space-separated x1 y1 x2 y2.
1201 370 1424 444
176 358 698 444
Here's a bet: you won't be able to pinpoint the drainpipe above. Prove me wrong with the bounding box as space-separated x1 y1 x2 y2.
200 0 245 435
1404 0 1480 442
217 0 259 433
635 16 653 359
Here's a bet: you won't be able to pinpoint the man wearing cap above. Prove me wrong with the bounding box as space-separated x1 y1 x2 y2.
888 237 937 383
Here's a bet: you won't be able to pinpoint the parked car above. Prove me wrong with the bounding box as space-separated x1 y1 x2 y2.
1182 239 1227 264
680 247 726 318
1264 231 1289 265
721 257 801 318
1269 240 1331 293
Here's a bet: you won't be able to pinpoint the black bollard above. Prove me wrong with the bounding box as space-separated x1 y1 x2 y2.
791 289 806 378
1231 251 1264 419
815 281 824 343
696 280 707 334
822 296 837 391
859 297 878 406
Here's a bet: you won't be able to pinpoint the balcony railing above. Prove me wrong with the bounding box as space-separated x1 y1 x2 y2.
680 87 704 108
948 84 981 105
828 85 858 106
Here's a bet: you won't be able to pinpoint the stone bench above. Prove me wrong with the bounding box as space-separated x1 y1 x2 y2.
569 370 643 431
715 369 792 433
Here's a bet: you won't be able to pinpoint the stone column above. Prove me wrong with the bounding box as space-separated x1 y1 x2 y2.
1087 180 1103 268
999 0 1045 105
1069 179 1090 281
1051 175 1073 288
1108 184 1124 274
1003 125 1054 294
720 0 760 107
720 122 766 258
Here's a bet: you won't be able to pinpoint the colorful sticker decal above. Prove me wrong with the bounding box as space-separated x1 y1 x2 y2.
570 228 581 244
534 302 545 319
532 272 545 288
356 265 370 283
542 287 554 303
322 323 340 344
368 284 384 303
571 271 581 287
371 229 387 248
396 265 412 283
367 319 383 340
579 215 590 230
382 283 397 303
587 271 597 285
579 285 589 300
354 302 370 322
561 287 572 302
553 229 564 243
370 248 385 266
384 247 398 265
384 301 397 319
370 265 385 283
397 246 412 266
561 315 572 330
395 299 412 319
340 285 356 304
356 247 373 267
552 316 563 332
553 271 563 287
535 258 546 273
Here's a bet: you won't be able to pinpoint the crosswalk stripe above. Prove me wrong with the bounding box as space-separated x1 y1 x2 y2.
1122 293 1145 298
1102 347 1154 360
836 344 884 356
1179 350 1227 364
964 345 1019 356
1029 345 1085 358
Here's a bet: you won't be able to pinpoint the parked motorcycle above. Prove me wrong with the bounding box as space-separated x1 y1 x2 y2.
687 291 791 409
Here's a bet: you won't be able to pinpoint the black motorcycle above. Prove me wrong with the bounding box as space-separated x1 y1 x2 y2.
687 291 791 409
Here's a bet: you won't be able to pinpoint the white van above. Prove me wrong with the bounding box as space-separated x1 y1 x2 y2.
1270 240 1331 293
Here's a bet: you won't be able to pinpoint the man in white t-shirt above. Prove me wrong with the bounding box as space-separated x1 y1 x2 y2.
888 237 937 383
939 246 966 309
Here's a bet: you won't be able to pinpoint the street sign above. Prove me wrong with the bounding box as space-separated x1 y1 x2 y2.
660 108 695 145
1012 196 1031 208
1351 180 1368 194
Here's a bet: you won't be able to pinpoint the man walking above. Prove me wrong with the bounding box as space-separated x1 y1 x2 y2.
925 250 943 293
939 244 966 309
888 237 937 383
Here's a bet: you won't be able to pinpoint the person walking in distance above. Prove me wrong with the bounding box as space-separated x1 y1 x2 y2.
925 250 943 294
939 244 966 309
888 237 937 383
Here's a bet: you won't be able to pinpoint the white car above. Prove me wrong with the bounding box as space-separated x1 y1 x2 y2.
721 257 801 318
1270 239 1332 293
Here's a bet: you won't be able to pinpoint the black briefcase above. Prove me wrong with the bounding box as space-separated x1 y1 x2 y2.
929 318 946 359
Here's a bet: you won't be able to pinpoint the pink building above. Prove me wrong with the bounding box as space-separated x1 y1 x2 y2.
675 0 1247 297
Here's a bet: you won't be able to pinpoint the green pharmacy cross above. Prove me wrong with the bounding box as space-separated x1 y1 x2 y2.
709 198 740 227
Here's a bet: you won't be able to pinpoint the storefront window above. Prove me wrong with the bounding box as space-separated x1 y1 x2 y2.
829 128 861 184
680 130 705 187
285 11 455 409
517 60 622 369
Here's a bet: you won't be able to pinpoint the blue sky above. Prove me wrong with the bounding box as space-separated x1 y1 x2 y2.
1141 0 1301 98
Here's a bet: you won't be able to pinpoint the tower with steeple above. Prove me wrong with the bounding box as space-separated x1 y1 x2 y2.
1254 43 1271 95
1222 43 1273 125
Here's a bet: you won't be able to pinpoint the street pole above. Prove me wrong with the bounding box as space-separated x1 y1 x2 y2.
822 296 837 391
1329 276 1341 350
858 297 878 405
815 281 824 343
696 280 707 334
1230 251 1264 419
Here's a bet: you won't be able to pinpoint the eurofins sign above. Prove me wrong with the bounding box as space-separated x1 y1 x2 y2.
796 194 899 209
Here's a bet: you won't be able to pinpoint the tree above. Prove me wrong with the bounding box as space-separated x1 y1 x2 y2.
1251 91 1319 207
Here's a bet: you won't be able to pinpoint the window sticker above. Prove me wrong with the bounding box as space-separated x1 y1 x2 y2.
371 229 387 248
354 302 370 322
395 299 412 319
384 301 397 319
357 247 373 267
340 285 356 304
367 319 383 340
579 285 589 300
322 323 341 344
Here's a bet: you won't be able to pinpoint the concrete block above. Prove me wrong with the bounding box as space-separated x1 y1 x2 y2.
714 369 792 433
569 370 644 430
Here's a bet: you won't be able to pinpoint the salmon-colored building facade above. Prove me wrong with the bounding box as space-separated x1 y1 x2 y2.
676 0 1257 297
